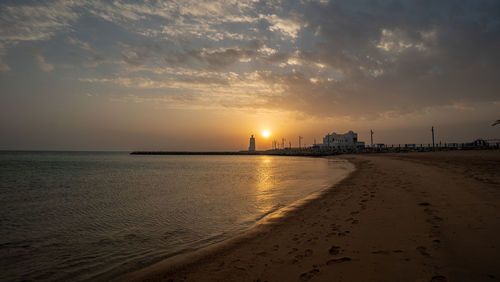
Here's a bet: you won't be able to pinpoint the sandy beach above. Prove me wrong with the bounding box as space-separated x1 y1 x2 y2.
120 150 500 282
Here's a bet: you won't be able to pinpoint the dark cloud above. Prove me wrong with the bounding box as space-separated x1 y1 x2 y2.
235 0 500 118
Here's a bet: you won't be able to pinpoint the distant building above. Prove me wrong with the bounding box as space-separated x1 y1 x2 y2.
322 130 364 149
249 135 256 152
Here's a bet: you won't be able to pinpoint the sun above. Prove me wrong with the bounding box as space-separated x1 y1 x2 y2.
262 130 271 138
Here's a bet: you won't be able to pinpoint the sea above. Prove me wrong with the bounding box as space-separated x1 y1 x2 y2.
0 151 354 281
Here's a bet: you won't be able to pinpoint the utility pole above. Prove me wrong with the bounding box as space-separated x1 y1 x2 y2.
282 138 285 149
432 126 435 148
370 130 374 147
299 136 303 149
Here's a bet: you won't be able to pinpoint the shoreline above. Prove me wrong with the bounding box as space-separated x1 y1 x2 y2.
119 150 500 281
130 147 500 157
116 158 356 281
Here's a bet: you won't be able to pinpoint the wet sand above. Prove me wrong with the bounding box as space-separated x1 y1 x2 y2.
120 150 500 282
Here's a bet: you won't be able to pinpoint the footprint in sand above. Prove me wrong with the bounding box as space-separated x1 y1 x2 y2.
416 246 430 257
299 268 320 281
307 237 318 243
331 224 340 231
293 249 314 264
418 202 431 206
371 250 391 255
430 275 448 281
326 257 352 265
329 246 341 255
432 216 443 222
233 265 246 271
293 254 303 264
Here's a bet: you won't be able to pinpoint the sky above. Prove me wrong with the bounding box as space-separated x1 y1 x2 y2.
1 0 499 151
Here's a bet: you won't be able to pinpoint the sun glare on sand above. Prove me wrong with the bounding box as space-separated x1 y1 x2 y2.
262 130 271 138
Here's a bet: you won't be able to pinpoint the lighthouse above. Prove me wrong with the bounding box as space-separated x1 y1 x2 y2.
249 135 256 152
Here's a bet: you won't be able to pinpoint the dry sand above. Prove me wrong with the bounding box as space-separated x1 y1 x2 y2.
120 150 500 282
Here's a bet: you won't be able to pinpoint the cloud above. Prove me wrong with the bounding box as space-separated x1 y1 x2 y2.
2 0 500 121
164 47 256 70
0 1 79 42
242 0 500 118
34 55 54 72
83 0 260 42
78 70 278 110
79 72 231 89
260 14 303 39
68 36 91 51
84 54 107 68
119 42 162 67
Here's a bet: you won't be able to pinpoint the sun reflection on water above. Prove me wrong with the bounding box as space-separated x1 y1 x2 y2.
255 156 276 213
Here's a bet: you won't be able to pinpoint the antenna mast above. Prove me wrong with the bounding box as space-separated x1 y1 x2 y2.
432 126 435 148
370 130 374 147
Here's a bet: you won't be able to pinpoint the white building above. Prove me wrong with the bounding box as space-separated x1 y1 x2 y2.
249 135 256 152
322 130 364 149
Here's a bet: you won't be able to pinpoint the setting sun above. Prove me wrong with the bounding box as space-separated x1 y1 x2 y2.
262 130 271 138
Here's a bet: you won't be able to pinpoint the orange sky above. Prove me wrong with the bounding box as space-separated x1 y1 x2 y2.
0 1 499 150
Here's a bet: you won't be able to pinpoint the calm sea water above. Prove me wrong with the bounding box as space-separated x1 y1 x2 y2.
0 152 353 281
